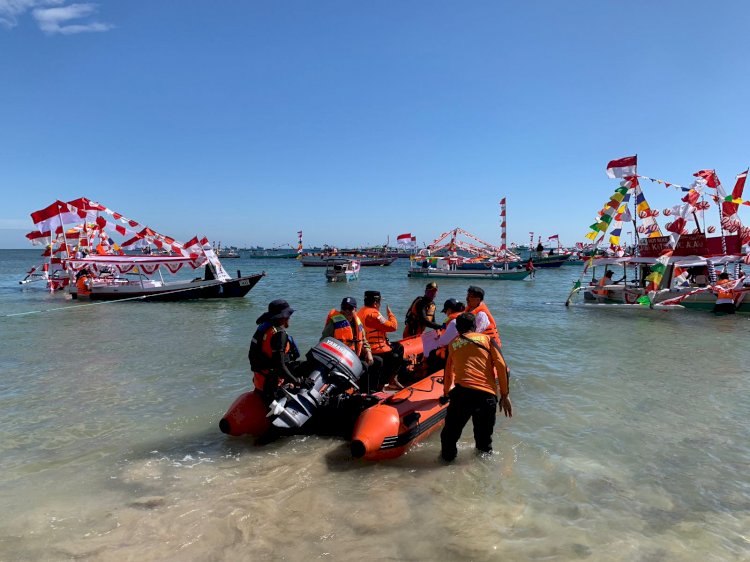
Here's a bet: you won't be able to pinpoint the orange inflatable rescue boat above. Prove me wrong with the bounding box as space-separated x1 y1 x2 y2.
350 372 448 460
220 333 450 460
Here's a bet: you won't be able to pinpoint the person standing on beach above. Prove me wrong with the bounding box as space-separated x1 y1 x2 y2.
358 290 403 389
464 286 501 346
440 312 512 461
403 282 442 337
249 299 300 404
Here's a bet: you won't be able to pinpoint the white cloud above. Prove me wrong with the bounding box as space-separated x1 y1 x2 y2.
0 0 62 28
0 1 112 34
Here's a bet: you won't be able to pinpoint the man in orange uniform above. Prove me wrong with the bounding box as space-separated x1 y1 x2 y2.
249 299 301 403
464 286 501 346
358 290 402 389
322 297 378 391
440 312 512 461
713 272 737 314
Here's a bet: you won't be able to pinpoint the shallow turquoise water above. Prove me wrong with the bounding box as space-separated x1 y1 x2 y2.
1 249 749 561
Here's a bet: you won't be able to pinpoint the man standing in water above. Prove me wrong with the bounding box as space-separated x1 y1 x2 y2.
248 299 300 404
440 312 512 462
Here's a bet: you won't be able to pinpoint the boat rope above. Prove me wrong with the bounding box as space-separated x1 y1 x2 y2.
1 277 242 319
385 375 443 405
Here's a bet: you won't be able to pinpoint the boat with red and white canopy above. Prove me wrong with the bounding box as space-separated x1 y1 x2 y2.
23 198 264 301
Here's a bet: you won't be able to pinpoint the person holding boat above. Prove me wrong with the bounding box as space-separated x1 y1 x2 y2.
322 297 380 392
358 290 403 390
403 282 442 337
422 298 466 373
464 286 501 346
249 299 301 404
74 269 92 299
439 312 512 461
712 272 737 314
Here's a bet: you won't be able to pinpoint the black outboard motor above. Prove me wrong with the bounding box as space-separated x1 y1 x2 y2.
269 337 363 430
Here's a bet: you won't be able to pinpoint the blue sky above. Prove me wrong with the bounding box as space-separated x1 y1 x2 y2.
2 1 749 249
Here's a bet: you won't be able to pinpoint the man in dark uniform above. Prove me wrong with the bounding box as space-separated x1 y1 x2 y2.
248 299 300 404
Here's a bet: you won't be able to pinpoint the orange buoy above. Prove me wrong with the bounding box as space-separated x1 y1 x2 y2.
219 391 271 437
350 373 448 460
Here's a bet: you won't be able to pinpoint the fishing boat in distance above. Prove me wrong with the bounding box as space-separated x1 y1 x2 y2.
300 254 396 267
408 256 530 280
410 211 532 280
24 198 265 302
325 259 360 283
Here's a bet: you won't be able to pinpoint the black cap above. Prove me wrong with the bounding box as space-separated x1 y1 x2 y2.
256 299 294 324
455 312 476 334
441 298 459 313
467 286 485 299
364 290 381 300
341 296 357 310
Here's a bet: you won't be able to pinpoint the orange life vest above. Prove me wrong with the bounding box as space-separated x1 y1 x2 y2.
250 324 298 391
76 275 91 297
466 301 501 346
358 305 394 354
715 278 736 303
594 276 609 296
326 309 365 356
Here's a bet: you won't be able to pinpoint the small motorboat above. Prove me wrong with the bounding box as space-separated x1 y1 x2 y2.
325 259 360 283
219 334 449 460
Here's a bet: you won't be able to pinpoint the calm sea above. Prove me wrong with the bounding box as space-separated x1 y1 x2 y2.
0 249 748 561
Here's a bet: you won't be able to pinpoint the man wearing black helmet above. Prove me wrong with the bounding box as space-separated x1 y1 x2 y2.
248 299 301 404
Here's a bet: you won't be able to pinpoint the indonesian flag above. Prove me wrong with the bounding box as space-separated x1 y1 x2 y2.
397 233 416 248
722 169 747 219
606 155 638 179
693 169 721 188
548 234 559 240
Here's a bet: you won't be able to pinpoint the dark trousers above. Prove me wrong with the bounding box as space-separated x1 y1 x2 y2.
713 302 736 314
440 385 497 460
357 355 384 394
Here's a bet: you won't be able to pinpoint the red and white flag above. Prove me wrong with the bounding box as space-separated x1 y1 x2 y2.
397 233 416 248
548 234 559 240
606 155 638 179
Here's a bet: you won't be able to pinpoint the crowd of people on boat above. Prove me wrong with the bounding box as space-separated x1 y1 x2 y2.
248 281 512 461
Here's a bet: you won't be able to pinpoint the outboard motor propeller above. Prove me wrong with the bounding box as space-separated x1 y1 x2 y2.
269 337 363 430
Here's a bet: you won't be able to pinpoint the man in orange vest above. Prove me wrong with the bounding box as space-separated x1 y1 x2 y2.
464 286 501 347
713 272 737 315
249 299 301 403
358 290 402 389
594 270 614 301
74 269 92 299
322 297 379 391
440 312 511 462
